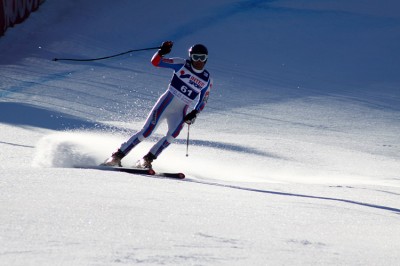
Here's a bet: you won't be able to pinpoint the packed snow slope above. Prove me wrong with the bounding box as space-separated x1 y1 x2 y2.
1 0 400 265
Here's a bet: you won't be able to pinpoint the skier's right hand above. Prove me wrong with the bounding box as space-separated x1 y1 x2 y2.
158 41 173 56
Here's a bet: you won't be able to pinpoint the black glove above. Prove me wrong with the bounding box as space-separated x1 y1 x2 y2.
158 41 173 56
184 110 198 125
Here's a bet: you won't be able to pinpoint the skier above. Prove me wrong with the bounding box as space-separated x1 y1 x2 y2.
102 41 213 168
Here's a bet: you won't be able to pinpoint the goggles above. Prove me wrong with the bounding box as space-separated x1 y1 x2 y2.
191 54 208 62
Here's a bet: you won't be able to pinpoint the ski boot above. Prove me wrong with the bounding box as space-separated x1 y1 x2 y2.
135 152 156 169
101 149 124 167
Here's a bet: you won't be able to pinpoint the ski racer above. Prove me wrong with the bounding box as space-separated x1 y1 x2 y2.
103 41 213 168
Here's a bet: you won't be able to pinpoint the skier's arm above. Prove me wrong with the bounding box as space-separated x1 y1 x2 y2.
194 79 212 112
151 52 163 66
151 41 184 71
151 53 185 71
184 79 212 125
152 40 170 67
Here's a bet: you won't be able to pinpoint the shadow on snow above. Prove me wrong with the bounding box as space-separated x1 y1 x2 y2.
188 179 400 215
0 102 102 130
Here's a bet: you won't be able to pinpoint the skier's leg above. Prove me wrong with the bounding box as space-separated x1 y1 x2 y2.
103 92 173 166
135 131 175 169
119 91 174 155
136 100 188 168
148 105 188 158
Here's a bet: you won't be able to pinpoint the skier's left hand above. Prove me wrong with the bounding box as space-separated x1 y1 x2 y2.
184 110 198 125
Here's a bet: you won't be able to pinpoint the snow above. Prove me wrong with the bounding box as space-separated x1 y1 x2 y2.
1 0 400 265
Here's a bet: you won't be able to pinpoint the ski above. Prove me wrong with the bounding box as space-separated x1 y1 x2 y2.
106 166 156 175
154 171 185 179
75 165 185 179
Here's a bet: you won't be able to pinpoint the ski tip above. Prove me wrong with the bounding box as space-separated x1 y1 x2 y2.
177 173 185 179
148 169 156 175
155 172 185 179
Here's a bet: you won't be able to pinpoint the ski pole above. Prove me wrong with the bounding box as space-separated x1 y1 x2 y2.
186 124 190 157
52 46 160 62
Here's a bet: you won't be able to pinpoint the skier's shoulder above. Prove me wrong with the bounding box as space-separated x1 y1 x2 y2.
202 68 210 78
200 69 211 82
